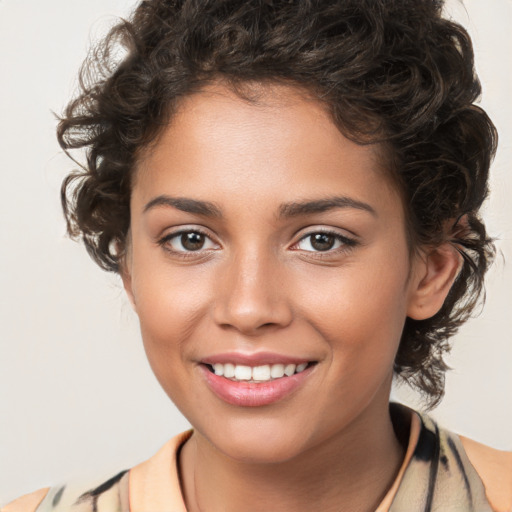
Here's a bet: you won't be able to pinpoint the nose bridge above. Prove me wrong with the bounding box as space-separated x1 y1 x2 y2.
213 244 292 334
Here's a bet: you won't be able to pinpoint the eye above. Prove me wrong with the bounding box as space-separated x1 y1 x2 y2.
294 231 357 253
160 230 219 253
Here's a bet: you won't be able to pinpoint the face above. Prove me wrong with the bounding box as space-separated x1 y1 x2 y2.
124 83 424 463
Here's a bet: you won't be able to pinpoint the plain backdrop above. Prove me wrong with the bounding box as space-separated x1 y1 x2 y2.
0 0 511 503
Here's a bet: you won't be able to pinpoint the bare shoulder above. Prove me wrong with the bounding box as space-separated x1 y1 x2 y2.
1 488 49 512
461 436 512 512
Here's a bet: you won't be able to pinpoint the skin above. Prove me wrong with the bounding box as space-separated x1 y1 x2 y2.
122 82 460 512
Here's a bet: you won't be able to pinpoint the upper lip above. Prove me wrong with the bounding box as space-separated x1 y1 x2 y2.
201 351 313 366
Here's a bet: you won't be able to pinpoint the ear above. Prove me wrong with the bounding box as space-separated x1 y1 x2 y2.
119 248 137 312
407 243 462 321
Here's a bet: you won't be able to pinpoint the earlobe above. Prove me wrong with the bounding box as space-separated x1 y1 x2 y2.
117 235 137 311
407 243 462 321
119 258 137 312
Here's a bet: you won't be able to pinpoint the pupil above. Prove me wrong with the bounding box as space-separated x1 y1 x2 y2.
181 232 205 251
311 233 334 251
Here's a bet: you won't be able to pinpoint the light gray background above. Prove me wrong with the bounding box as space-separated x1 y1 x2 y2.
0 0 510 504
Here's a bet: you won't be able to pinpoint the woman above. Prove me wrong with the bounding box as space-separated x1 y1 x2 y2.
3 0 511 511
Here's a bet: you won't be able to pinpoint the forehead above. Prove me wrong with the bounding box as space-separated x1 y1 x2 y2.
133 82 403 221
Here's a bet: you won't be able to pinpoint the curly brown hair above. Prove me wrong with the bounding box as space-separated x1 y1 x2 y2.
58 0 497 407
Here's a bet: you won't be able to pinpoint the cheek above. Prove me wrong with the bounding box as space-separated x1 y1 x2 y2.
131 244 212 326
297 252 410 370
303 267 408 335
129 254 215 377
134 281 205 410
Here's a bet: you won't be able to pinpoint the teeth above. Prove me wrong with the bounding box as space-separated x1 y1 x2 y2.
252 365 271 381
270 364 285 378
296 363 308 373
224 363 235 378
284 364 296 376
208 362 310 382
234 365 252 380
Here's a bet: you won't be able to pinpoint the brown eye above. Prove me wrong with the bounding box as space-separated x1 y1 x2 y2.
310 233 335 251
181 232 205 251
294 231 357 254
161 230 218 254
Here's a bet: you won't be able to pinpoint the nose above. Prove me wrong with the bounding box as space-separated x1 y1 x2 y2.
213 249 293 336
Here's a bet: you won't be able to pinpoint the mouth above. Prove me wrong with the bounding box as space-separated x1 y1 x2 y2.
198 358 318 407
202 361 316 382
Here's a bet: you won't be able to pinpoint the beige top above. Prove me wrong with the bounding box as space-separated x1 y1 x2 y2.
3 406 512 512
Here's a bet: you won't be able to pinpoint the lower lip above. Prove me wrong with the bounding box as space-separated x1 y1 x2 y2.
199 365 314 407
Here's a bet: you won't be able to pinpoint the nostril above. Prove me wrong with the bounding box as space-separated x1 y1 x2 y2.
212 278 293 334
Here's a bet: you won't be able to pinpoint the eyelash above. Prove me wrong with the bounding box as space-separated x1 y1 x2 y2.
157 228 359 259
291 230 359 257
157 228 219 259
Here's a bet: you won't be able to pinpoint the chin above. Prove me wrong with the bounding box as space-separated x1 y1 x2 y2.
218 437 308 465
198 416 316 465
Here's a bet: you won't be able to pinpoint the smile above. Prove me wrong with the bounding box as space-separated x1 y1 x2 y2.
205 362 310 382
199 357 317 407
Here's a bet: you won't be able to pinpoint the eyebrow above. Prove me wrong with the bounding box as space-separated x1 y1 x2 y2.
278 196 377 218
144 196 223 217
143 194 376 218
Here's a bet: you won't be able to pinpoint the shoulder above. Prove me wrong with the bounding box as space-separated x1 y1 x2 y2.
1 470 129 512
460 435 512 512
418 409 512 511
391 404 511 511
1 430 193 512
1 488 49 512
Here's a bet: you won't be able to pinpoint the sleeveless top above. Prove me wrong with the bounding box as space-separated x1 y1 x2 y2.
4 404 511 512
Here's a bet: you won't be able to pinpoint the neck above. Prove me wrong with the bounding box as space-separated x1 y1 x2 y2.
179 399 407 512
